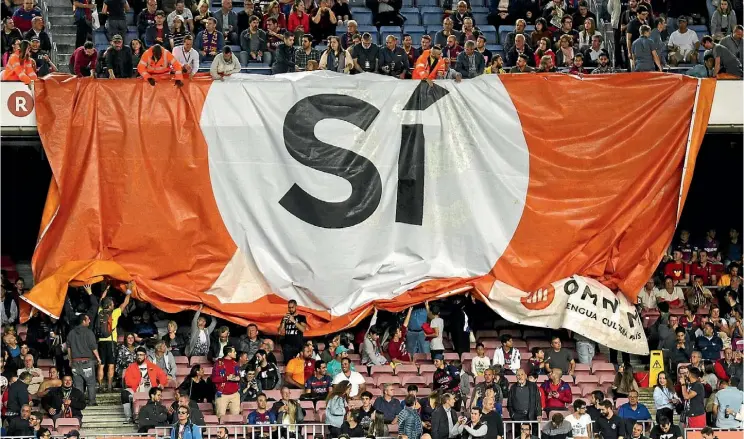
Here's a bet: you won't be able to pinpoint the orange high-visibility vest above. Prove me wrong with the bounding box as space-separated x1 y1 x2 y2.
137 46 184 81
2 52 38 85
412 50 447 80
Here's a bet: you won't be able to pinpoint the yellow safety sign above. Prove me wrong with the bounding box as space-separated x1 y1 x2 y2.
649 350 664 386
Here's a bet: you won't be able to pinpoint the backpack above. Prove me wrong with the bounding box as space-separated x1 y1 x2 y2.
96 309 114 339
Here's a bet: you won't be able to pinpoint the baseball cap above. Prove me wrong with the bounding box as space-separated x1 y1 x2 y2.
678 16 688 22
30 36 39 42
111 34 123 41
433 353 444 360
65 430 81 438
335 346 349 355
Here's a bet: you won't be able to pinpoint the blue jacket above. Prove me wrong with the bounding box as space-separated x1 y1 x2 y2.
170 422 202 439
696 335 724 361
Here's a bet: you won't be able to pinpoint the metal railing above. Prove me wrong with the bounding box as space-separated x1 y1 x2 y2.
36 0 60 67
154 423 330 439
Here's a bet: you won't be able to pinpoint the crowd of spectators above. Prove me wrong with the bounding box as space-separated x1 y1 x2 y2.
1 0 744 83
0 223 742 437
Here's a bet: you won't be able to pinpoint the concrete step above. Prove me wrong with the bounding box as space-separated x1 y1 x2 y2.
49 14 76 26
48 5 73 15
81 426 140 436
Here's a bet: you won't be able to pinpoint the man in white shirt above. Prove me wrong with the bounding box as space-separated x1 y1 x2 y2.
638 279 658 310
493 334 521 374
565 399 593 439
655 276 685 307
331 357 366 398
173 34 199 77
667 16 699 66
167 0 193 31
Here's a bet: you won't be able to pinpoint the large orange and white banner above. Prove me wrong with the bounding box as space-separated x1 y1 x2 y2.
26 73 714 354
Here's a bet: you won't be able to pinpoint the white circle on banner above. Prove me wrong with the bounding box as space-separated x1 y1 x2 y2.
201 73 530 315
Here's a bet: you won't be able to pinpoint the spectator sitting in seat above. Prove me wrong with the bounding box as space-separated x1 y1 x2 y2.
210 45 242 79
435 18 462 49
237 1 260 35
145 10 170 49
568 52 585 73
617 390 651 432
116 332 140 381
701 34 743 77
69 41 97 77
285 344 315 389
29 411 45 438
104 34 134 78
649 416 683 439
656 276 685 308
12 0 41 34
326 345 351 380
690 250 716 285
470 368 504 412
596 400 626 439
665 250 690 286
571 0 595 31
711 0 737 41
240 366 260 402
542 412 573 439
474 35 491 64
264 17 287 64
195 17 225 62
339 19 357 49
332 357 365 398
551 15 578 50
527 347 545 375
248 392 277 427
215 0 238 44
357 390 376 431
531 18 552 49
138 387 169 433
714 347 743 386
443 34 463 65
311 0 337 44
504 19 529 53
271 385 305 437
331 0 351 25
449 1 472 31
149 340 177 382
168 15 188 48
23 16 50 51
294 33 320 71
6 404 33 436
262 1 287 33
36 367 61 399
193 0 215 35
628 422 649 439
137 0 159 42
304 360 332 400
534 37 556 67
130 38 144 67
554 34 575 67
636 279 658 311
122 346 169 422
685 276 715 309
578 18 601 52
507 369 541 421
612 363 639 399
17 354 42 396
545 335 575 377
137 43 184 86
509 52 535 72
167 391 205 425
493 334 521 375
168 0 194 32
0 283 17 325
42 374 86 424
696 321 724 362
362 325 388 366
378 34 409 78
540 368 572 414
240 16 268 65
162 320 187 358
373 383 402 423
565 399 592 439
2 18 23 64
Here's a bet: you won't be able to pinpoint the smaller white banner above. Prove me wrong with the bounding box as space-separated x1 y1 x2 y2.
1 82 36 128
485 275 648 355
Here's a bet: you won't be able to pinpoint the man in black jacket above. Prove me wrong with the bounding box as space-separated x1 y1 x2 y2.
137 0 158 41
42 375 87 424
137 387 169 433
7 372 32 417
272 31 296 74
455 40 485 78
104 34 134 77
506 369 541 422
167 391 205 425
23 16 51 51
431 392 458 439
6 404 34 436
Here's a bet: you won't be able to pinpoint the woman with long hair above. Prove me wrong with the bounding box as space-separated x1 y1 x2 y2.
653 371 680 424
193 0 214 35
169 15 188 48
612 363 639 399
537 54 557 72
170 405 202 439
533 37 556 66
288 1 310 33
319 36 353 72
179 365 215 403
325 380 351 437
711 0 737 40
555 34 575 67
368 411 388 437
116 332 139 381
578 17 601 50
263 1 287 31
278 398 300 438
130 39 144 68
1 39 36 85
420 390 439 433
531 17 552 49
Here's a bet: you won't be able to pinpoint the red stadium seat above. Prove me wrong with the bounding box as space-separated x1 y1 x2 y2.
199 402 215 414
478 330 499 339
221 414 244 424
189 356 208 366
574 373 599 384
264 390 281 401
615 398 629 408
55 418 80 435
370 364 395 375
204 414 220 425
413 353 429 362
316 400 326 410
443 353 460 361
418 387 432 397
395 364 418 375
304 409 317 422
419 364 436 374
574 364 591 372
591 362 616 373
175 356 189 365
38 359 54 367
364 376 376 387
512 340 528 349
597 372 616 385
41 419 54 430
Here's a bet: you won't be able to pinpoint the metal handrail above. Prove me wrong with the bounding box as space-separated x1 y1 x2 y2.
36 0 60 67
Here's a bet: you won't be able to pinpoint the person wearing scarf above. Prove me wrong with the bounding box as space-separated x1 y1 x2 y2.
42 375 86 424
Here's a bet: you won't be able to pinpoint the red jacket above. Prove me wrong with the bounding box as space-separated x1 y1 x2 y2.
539 380 572 410
123 360 169 392
287 11 309 33
212 357 241 395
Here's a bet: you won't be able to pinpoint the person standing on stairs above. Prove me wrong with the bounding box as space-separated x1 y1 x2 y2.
95 282 131 394
67 313 102 407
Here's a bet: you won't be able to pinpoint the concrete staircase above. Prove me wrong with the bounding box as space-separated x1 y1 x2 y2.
46 0 78 71
81 391 139 436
